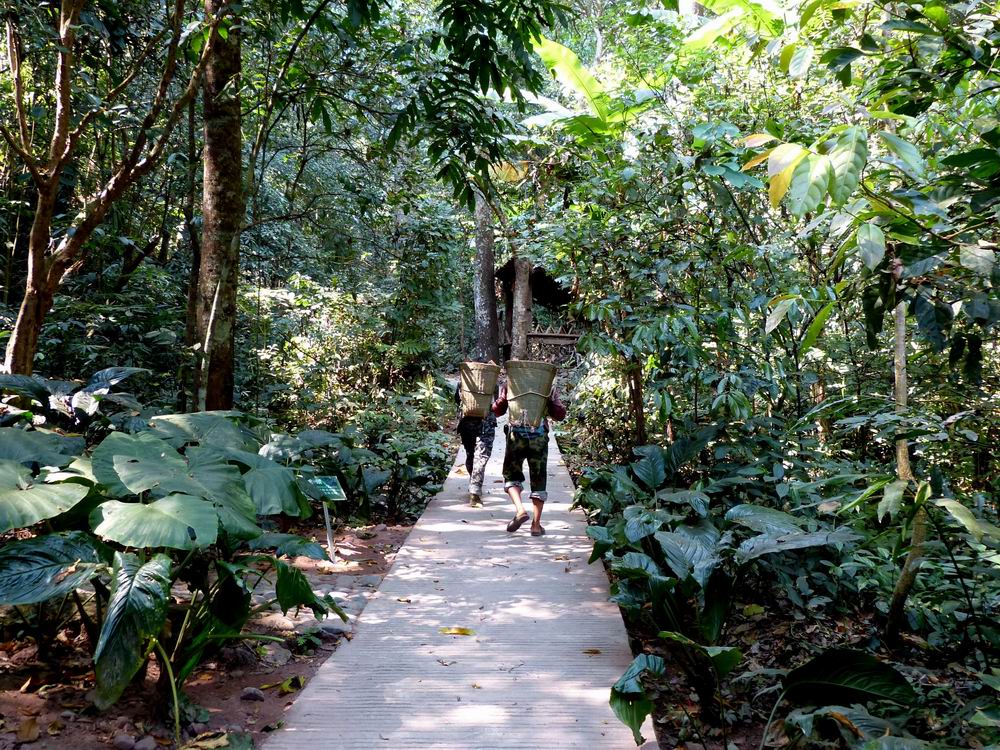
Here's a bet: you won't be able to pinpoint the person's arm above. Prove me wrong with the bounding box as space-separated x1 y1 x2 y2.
547 387 567 421
492 383 509 416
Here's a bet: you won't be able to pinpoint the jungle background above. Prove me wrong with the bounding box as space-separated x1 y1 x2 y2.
0 0 998 747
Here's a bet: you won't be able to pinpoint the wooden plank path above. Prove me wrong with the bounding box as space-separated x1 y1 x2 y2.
264 421 655 749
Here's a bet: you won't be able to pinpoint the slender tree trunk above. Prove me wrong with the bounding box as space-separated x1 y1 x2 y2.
472 191 499 363
627 359 648 446
180 100 201 412
510 258 532 360
194 0 242 411
4 184 58 374
886 300 926 641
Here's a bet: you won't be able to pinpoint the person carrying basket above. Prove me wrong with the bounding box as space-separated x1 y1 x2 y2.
491 361 566 537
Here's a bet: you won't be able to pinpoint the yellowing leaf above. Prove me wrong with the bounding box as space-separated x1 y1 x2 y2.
17 718 40 743
742 148 774 171
439 626 476 636
768 143 808 178
743 133 777 148
769 162 799 208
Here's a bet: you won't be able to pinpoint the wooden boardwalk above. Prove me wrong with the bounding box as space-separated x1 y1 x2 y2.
264 422 654 749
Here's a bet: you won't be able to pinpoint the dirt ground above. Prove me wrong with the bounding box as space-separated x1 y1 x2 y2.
0 522 412 750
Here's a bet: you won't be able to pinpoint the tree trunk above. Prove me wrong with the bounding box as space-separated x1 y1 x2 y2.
627 359 647 446
510 258 532 360
194 0 242 411
4 184 58 374
472 191 499 363
179 99 201 412
886 299 926 641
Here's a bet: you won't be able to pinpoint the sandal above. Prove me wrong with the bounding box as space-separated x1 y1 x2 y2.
530 525 546 537
506 512 530 533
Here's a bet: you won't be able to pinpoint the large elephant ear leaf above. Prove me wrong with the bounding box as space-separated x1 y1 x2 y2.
91 431 181 497
783 648 917 706
83 367 149 394
275 560 344 620
91 494 219 550
0 459 90 533
94 553 172 709
150 412 260 451
0 531 105 605
0 428 83 468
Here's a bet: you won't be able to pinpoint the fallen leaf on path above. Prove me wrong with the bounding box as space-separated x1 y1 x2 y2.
437 659 457 666
16 718 40 743
471 683 482 689
19 677 31 693
260 676 306 695
182 732 230 749
582 648 602 655
397 597 412 603
46 720 64 736
743 604 765 617
439 627 475 636
261 721 284 732
553 555 570 561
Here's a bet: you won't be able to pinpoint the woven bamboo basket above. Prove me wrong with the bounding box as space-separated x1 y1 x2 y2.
459 361 501 417
505 360 557 428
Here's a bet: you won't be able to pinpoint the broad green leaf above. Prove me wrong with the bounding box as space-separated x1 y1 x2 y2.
783 648 917 705
788 154 833 216
225 448 300 516
857 223 886 269
655 489 710 517
0 375 51 403
610 653 666 745
275 560 343 619
770 162 799 207
623 506 667 542
936 499 1000 541
788 45 814 79
736 527 859 561
829 126 869 204
247 533 328 560
150 411 260 451
960 245 996 276
631 448 665 489
612 551 661 579
700 0 782 34
0 460 90 533
725 504 803 534
799 301 836 354
92 431 181 497
0 428 83 468
82 367 148 394
654 530 719 587
878 131 925 178
0 531 104 605
766 298 795 333
532 36 608 120
658 631 742 676
94 552 172 709
586 525 614 563
682 8 746 52
878 479 908 521
91 494 219 550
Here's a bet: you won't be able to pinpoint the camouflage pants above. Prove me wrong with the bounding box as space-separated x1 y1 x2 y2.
502 427 549 501
458 415 496 496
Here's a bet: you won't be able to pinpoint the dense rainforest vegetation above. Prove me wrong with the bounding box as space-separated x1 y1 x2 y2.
0 0 998 747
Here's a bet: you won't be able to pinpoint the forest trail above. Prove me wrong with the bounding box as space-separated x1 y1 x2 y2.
263 420 655 749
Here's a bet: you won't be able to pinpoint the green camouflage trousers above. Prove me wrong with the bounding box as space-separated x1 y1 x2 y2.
502 427 549 501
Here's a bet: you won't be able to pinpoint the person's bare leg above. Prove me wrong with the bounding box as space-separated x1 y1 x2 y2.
530 498 544 534
507 484 527 517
